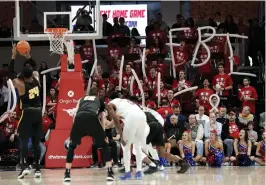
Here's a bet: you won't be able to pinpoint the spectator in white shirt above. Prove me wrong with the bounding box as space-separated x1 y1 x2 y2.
204 112 222 141
196 106 209 128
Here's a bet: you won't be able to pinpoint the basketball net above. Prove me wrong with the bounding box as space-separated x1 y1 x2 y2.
45 28 74 64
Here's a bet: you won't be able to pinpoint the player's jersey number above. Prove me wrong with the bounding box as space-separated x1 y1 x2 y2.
28 87 39 99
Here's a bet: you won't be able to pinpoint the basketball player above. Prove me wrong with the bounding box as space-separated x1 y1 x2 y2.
107 92 149 180
129 96 190 174
64 87 114 182
8 50 42 179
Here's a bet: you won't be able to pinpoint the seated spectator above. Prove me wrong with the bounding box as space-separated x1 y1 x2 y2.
42 110 53 135
204 112 222 141
98 72 115 96
238 106 254 130
46 87 58 119
153 81 168 101
253 132 266 166
166 90 180 109
185 114 204 158
155 13 168 34
0 111 18 154
222 110 239 159
164 114 179 151
157 99 173 120
166 105 186 124
216 107 229 125
195 106 209 127
147 21 167 45
238 77 258 114
247 121 258 145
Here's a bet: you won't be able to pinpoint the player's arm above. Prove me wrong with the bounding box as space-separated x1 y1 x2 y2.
33 71 40 84
106 103 122 135
73 99 81 120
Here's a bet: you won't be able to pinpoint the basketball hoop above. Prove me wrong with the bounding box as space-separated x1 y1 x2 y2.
45 28 68 54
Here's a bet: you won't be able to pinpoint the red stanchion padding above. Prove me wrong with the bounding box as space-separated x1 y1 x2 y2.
56 54 84 130
45 130 93 168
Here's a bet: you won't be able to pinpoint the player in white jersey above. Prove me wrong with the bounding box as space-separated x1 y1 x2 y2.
107 92 149 180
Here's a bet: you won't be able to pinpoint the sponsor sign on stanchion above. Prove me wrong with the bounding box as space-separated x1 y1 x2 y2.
45 54 93 168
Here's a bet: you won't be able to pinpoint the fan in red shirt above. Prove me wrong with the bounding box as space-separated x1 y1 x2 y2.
195 79 215 111
156 99 173 121
79 40 94 71
224 45 241 73
238 77 258 113
172 70 191 93
42 110 53 134
147 22 167 44
144 91 157 110
0 112 18 137
197 46 212 77
173 40 189 73
212 63 233 98
122 64 134 93
107 40 122 70
107 26 125 45
46 87 57 111
98 72 115 96
92 65 103 82
166 89 180 109
153 81 168 100
145 68 158 91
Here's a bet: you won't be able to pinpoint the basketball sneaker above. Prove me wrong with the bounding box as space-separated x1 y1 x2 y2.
17 166 31 179
107 169 115 181
119 172 132 180
63 169 71 182
144 165 158 174
34 170 41 178
177 160 190 173
135 171 143 180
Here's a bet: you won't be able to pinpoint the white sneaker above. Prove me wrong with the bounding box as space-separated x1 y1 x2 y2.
222 162 229 166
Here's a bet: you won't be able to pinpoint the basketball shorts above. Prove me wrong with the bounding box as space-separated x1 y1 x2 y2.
146 121 165 147
70 111 105 146
17 107 43 140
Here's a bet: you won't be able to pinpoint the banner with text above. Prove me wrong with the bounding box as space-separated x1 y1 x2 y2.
71 4 148 36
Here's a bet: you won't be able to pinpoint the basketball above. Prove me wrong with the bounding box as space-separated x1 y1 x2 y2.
16 40 31 55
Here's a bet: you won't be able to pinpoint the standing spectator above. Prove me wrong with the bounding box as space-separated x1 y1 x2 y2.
0 21 11 38
238 77 258 114
185 114 204 158
42 110 53 135
222 110 239 160
171 14 184 29
0 78 8 115
218 15 238 35
156 13 168 34
113 17 119 28
194 79 215 111
212 63 233 107
153 81 168 101
213 12 222 27
195 12 209 27
102 14 113 36
119 17 130 36
79 40 95 74
237 17 249 36
173 39 189 74
238 106 255 130
145 19 155 36
195 106 209 127
131 28 141 45
172 70 191 93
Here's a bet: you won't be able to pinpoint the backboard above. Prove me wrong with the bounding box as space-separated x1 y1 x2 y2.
13 0 102 41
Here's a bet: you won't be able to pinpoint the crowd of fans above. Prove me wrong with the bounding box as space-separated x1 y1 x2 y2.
0 11 265 168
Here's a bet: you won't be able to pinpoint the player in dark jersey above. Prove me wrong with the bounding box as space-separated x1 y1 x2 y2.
64 87 114 182
129 96 190 174
9 53 42 179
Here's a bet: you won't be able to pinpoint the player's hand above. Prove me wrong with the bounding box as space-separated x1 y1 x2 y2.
12 44 17 59
22 51 31 59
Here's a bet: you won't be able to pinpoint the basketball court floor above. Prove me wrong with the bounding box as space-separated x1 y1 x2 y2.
0 166 265 185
